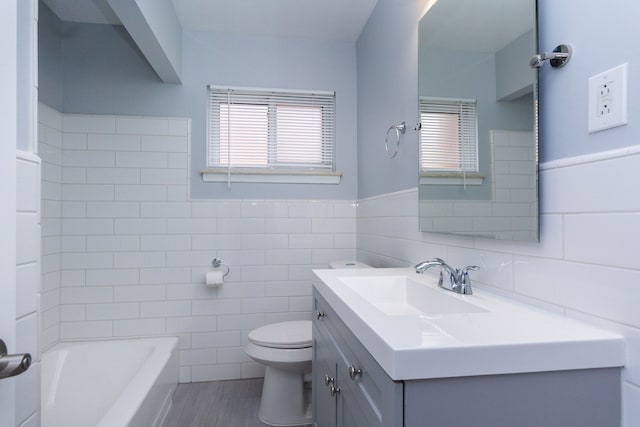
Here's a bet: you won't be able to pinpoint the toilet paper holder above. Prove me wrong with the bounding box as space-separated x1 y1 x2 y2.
211 258 230 278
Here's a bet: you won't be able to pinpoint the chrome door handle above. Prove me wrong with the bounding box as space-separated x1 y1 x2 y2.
330 384 341 397
348 365 362 380
0 339 31 380
324 374 334 386
315 311 326 320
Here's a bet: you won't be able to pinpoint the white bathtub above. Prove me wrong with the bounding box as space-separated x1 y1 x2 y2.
42 337 179 427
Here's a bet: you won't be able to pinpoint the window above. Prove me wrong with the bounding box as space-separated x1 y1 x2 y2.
419 97 479 175
204 86 340 184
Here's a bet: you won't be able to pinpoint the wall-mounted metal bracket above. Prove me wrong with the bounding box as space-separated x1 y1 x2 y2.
530 44 572 69
211 258 230 278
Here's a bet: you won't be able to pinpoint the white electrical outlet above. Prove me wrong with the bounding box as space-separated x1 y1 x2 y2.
588 63 628 133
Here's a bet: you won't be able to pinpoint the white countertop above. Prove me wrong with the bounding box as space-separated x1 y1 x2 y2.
312 268 625 381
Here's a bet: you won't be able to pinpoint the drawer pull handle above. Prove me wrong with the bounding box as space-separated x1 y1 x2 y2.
315 311 326 320
324 374 334 386
330 384 341 397
348 365 362 380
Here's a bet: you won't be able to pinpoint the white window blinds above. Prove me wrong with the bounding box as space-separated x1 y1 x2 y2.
419 97 478 173
208 86 335 170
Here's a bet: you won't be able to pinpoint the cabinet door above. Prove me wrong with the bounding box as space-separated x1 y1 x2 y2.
335 353 386 427
337 388 359 427
337 380 380 427
312 323 337 427
313 290 403 427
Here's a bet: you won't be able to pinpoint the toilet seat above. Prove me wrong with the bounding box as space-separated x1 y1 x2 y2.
248 321 312 349
245 341 312 365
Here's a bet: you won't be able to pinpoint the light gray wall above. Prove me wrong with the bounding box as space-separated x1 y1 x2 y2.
53 23 358 200
44 0 640 198
60 22 169 112
538 0 640 160
38 2 62 111
134 0 182 77
183 31 358 200
357 0 640 198
107 0 183 83
356 0 420 199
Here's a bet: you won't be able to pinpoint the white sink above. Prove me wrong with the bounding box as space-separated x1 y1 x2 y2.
340 275 486 316
312 268 624 381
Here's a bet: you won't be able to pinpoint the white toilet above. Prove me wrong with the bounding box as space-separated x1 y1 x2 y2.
245 260 372 426
246 321 313 426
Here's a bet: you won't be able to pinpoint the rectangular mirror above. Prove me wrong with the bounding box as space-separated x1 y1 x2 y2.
418 0 539 241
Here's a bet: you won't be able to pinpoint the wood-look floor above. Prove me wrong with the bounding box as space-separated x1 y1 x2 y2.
163 378 311 427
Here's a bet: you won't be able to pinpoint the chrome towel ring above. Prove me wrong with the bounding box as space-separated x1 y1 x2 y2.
385 122 406 158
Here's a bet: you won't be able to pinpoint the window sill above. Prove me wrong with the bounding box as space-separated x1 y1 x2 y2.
201 168 342 184
419 172 484 186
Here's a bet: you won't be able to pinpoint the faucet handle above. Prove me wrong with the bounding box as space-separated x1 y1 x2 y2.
460 265 480 285
461 265 480 274
457 265 479 295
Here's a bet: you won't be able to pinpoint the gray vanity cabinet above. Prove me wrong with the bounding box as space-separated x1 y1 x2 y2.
312 289 621 427
313 291 402 427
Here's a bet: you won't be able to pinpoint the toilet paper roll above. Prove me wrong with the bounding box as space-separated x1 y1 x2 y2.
206 271 224 287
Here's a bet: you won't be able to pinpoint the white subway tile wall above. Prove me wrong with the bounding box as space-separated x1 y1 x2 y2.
16 150 42 427
357 150 640 425
40 106 356 382
19 103 46 427
43 107 637 423
40 103 63 351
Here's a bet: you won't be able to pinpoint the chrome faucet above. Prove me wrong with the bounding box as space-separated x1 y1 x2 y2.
415 258 479 295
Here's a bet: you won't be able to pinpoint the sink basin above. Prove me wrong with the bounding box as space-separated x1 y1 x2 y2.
339 275 487 316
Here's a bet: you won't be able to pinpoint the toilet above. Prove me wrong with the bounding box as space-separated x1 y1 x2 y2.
245 260 372 426
246 321 313 426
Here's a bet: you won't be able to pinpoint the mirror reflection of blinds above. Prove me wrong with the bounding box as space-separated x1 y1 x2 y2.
419 97 478 173
208 87 335 170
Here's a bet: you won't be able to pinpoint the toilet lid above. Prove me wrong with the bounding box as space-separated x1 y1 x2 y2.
248 321 312 349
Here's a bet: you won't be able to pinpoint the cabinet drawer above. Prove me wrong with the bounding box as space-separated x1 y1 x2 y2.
313 290 402 427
